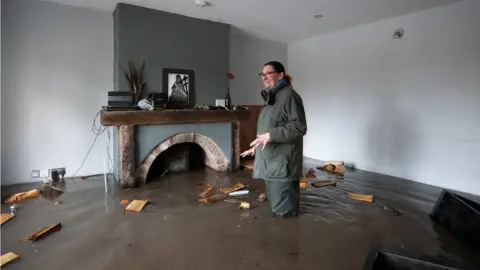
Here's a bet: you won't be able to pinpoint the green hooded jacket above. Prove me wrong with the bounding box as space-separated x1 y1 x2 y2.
253 82 307 182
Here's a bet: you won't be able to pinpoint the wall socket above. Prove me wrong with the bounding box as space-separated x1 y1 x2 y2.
32 168 66 180
31 170 40 178
49 168 66 180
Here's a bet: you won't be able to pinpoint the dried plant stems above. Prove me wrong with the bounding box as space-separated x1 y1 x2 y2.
120 61 147 102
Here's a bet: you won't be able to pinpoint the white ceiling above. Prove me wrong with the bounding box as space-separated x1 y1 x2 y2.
39 0 461 43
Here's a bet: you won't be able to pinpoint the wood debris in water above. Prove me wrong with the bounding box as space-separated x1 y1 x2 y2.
198 194 228 204
347 193 374 203
23 222 62 242
124 200 149 212
1 213 15 225
300 177 308 189
198 183 248 205
317 160 345 176
0 252 19 267
219 183 245 194
198 184 214 199
323 160 344 166
197 184 228 205
257 193 267 202
4 189 40 204
311 180 336 188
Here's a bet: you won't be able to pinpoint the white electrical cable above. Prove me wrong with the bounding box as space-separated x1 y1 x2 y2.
71 110 113 179
103 145 108 193
103 126 110 193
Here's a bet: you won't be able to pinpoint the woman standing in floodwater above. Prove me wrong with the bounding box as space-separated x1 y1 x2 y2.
241 61 307 218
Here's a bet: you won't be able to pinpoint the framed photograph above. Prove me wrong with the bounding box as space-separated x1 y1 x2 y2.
162 68 195 109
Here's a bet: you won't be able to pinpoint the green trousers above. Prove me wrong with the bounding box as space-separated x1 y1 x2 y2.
265 180 300 217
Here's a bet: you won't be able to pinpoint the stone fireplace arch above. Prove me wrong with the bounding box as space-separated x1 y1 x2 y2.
136 132 229 184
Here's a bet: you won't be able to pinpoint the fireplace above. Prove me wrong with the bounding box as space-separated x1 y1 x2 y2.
100 109 248 188
137 132 229 184
154 143 204 174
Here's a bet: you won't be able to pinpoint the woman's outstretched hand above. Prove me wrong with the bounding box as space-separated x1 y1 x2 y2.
250 133 271 150
240 146 256 157
241 133 271 157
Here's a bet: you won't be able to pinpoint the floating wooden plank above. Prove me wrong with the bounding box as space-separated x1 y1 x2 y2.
323 160 344 166
347 193 374 203
4 189 40 204
317 164 345 176
219 183 245 194
300 178 308 189
198 194 228 204
311 180 336 188
198 185 214 199
333 165 345 175
257 193 267 202
23 222 62 242
1 252 19 266
1 213 15 225
124 200 149 212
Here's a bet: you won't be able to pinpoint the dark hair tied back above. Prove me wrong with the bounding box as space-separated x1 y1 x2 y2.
264 61 293 86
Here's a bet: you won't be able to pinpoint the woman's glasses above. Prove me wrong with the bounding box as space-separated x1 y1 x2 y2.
258 71 277 78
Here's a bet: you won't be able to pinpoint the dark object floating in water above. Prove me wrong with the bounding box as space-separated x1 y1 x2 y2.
311 180 336 188
39 184 64 200
429 189 480 253
363 251 465 270
377 204 402 216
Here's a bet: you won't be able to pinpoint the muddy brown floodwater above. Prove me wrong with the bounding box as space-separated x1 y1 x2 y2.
1 163 479 270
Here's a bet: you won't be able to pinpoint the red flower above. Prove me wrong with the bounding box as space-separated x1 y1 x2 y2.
227 72 235 80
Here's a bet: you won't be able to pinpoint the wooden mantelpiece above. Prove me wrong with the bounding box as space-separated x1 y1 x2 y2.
101 109 249 126
100 109 249 188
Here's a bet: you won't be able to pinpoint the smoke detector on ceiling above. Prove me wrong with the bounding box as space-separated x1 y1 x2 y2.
195 0 212 7
393 28 404 39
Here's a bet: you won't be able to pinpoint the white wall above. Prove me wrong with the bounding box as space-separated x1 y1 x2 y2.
229 27 287 105
0 0 2 184
1 0 113 185
288 0 480 195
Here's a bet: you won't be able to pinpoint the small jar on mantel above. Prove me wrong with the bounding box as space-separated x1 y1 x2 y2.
226 72 235 109
224 88 231 109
